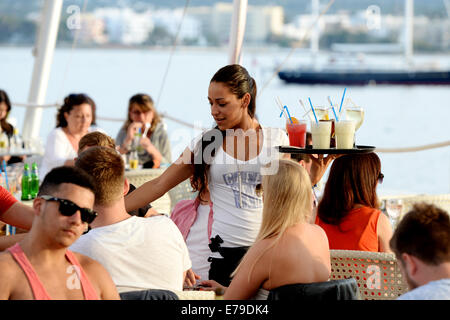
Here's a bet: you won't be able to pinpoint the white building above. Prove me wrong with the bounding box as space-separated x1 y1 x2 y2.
188 3 284 45
94 8 153 45
77 13 108 44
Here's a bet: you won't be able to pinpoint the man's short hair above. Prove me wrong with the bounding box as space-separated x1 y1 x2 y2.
75 146 125 206
38 166 96 197
78 132 116 154
389 202 450 265
290 153 311 163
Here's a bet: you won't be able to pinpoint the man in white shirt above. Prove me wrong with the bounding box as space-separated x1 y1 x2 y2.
390 203 450 300
70 146 191 295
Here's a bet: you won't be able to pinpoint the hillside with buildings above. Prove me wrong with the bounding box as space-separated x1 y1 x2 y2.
0 0 449 52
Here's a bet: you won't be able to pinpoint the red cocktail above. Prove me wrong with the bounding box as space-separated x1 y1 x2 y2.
286 122 307 148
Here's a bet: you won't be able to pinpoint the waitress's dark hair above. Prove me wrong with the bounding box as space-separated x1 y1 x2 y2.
0 89 14 136
56 93 96 128
191 64 257 200
317 152 381 226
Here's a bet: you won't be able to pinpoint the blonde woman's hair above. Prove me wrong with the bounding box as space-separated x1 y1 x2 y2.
232 159 313 278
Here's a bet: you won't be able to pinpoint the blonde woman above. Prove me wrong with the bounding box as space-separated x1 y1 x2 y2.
200 160 331 299
116 94 171 168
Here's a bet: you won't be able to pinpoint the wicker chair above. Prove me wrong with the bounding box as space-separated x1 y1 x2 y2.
125 168 171 214
329 250 409 300
168 179 198 212
173 290 216 300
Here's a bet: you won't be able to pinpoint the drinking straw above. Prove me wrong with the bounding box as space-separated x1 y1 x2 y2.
275 97 289 122
339 88 347 113
283 105 294 124
298 99 308 113
308 97 319 124
1 160 9 192
327 96 339 121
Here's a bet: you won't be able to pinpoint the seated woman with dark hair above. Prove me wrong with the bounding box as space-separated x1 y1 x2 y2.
315 152 393 252
0 89 24 165
40 93 101 179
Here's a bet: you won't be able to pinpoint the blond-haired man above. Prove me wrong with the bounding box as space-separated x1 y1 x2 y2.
71 146 191 294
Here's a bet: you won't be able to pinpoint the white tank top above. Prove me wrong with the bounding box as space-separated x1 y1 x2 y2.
189 126 289 255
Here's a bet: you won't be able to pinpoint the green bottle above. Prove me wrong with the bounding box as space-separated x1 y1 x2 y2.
30 162 40 199
21 164 32 201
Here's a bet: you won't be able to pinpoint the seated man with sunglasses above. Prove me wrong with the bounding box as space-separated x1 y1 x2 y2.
0 166 120 300
71 146 191 296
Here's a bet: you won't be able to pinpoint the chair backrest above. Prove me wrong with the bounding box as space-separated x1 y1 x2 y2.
119 289 178 300
330 249 409 300
125 168 171 214
168 179 198 212
173 290 216 300
267 278 359 301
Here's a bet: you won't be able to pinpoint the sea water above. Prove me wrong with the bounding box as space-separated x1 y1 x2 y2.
0 47 449 195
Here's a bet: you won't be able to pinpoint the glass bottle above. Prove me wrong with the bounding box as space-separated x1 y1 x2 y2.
21 163 32 201
30 162 39 199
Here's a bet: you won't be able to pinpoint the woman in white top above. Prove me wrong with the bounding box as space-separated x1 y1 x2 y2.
125 64 289 286
201 160 331 299
40 93 98 179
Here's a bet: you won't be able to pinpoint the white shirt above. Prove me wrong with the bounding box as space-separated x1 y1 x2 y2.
70 215 192 293
40 126 106 179
397 279 450 300
189 126 289 255
185 204 212 282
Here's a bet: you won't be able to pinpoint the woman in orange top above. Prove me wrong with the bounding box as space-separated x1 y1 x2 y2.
315 152 392 252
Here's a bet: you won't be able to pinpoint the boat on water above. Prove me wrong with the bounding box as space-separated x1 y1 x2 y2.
278 0 450 86
278 67 450 86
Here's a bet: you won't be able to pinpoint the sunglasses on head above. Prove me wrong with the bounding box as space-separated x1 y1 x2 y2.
40 195 98 224
378 172 384 184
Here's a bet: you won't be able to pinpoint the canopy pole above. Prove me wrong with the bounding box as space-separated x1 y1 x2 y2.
228 0 248 65
404 0 414 66
22 0 63 140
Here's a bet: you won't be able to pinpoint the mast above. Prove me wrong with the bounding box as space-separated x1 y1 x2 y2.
310 0 320 69
228 0 248 65
22 0 63 141
404 0 414 66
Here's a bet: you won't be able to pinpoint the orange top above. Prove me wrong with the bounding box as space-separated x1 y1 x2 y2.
315 206 381 252
8 243 99 300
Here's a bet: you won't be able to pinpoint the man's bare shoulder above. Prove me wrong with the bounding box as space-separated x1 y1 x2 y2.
0 251 20 282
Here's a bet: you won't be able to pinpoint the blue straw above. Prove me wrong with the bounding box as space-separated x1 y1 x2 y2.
283 106 294 124
279 106 293 124
327 96 339 121
339 88 347 113
308 98 319 124
1 160 9 192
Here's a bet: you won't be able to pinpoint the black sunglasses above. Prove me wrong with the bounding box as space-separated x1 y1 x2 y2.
40 195 98 224
378 173 384 184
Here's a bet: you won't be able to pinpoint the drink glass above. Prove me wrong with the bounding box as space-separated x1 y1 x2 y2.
386 199 403 228
345 106 365 131
286 121 307 148
314 106 329 121
334 120 355 149
311 121 331 149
